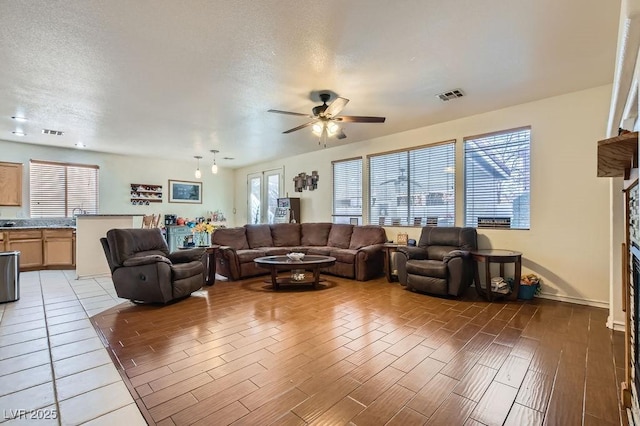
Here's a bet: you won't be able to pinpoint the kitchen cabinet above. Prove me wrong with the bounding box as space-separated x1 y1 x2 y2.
3 228 75 271
6 230 43 270
0 162 22 206
43 229 75 267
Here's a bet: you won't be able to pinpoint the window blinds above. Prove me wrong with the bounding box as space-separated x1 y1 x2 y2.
464 127 530 229
368 142 455 226
332 158 362 224
30 160 99 217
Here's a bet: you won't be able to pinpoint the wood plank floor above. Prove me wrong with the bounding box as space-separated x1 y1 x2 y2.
90 275 625 425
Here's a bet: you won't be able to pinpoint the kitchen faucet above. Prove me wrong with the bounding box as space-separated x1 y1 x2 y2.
72 208 86 216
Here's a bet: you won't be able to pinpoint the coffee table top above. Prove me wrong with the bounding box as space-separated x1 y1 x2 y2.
254 255 336 267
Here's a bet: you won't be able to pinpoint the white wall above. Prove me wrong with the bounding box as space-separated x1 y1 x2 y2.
234 85 613 307
0 140 235 223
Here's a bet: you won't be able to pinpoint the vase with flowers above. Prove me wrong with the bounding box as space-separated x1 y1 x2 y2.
192 222 215 246
518 273 541 300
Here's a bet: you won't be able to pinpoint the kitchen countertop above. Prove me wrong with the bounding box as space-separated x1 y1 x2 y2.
0 226 76 230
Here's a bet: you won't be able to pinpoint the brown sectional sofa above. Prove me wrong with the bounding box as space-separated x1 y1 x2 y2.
212 223 387 281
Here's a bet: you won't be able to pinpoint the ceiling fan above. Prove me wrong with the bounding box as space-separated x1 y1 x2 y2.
268 92 386 140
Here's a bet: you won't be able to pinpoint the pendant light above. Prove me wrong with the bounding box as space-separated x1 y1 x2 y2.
210 149 219 174
194 155 202 179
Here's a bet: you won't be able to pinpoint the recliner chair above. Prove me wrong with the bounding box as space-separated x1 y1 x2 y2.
396 227 477 297
101 228 205 303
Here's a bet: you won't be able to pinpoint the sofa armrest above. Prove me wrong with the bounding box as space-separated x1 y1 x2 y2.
397 246 428 260
356 243 383 260
123 254 171 267
443 249 469 263
168 247 206 264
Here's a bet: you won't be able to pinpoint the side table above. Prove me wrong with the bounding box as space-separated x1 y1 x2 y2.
382 243 400 282
471 249 522 301
178 245 218 286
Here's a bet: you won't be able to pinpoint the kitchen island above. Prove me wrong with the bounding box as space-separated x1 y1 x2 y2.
75 214 143 278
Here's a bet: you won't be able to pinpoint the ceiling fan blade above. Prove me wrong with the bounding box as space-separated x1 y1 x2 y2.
323 97 349 118
282 121 316 134
336 115 386 123
337 130 347 140
268 109 312 117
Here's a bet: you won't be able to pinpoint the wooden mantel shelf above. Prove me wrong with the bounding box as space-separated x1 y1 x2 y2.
597 131 638 178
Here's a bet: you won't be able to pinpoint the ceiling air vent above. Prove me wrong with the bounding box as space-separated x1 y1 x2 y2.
436 89 464 101
42 129 64 136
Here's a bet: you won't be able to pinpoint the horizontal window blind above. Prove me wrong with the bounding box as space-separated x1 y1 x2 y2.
369 142 455 226
332 158 362 224
30 160 99 217
464 127 530 229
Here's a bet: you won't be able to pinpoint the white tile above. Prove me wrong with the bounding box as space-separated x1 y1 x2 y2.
0 338 49 361
53 348 112 378
49 326 98 347
55 363 122 401
82 403 146 426
0 363 52 397
58 382 134 425
3 404 59 425
50 336 105 361
0 382 56 415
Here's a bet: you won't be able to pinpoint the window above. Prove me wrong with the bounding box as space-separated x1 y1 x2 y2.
30 160 99 217
464 127 530 229
368 141 455 226
247 168 282 224
332 157 362 224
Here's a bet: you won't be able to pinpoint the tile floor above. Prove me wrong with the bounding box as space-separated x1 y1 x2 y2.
0 270 146 425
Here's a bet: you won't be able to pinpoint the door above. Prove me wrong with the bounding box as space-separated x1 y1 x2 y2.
247 168 283 224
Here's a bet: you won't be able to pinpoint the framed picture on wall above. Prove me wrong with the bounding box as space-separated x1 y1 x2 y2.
168 179 202 204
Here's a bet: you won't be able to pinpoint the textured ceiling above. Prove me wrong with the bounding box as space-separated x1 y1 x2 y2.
0 0 621 168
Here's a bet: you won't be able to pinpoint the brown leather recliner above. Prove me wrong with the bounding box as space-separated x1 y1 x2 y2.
396 227 477 297
101 228 205 303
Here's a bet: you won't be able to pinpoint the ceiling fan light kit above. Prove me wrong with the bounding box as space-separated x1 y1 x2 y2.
268 91 385 145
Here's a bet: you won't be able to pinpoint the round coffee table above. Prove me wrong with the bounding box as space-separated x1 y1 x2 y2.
254 255 336 290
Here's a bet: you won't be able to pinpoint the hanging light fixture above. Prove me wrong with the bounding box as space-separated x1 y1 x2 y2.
210 149 219 174
194 155 202 179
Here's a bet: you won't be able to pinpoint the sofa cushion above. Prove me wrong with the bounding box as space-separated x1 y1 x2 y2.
407 259 448 279
329 248 358 263
107 228 170 266
262 247 292 256
270 223 301 247
307 246 332 256
349 225 386 249
427 246 460 261
245 224 273 248
236 249 266 263
301 223 332 246
327 224 354 249
171 260 204 281
212 227 249 250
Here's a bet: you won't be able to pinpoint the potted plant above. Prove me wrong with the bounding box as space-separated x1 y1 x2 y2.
518 273 541 300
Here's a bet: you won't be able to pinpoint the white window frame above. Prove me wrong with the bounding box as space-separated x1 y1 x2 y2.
463 126 531 230
332 157 363 225
367 140 456 227
247 167 283 224
29 159 99 217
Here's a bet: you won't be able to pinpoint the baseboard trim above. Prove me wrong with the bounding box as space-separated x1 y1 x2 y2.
536 292 609 309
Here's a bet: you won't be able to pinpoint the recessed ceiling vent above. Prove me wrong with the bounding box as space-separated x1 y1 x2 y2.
42 129 64 136
223 157 235 160
436 89 464 101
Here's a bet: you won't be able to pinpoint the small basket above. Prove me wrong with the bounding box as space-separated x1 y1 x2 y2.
518 284 537 300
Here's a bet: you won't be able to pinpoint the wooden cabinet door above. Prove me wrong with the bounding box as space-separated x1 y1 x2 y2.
0 162 22 206
8 239 43 270
43 229 74 266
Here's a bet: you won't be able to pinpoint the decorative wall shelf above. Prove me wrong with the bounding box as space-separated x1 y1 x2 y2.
130 183 163 205
597 131 638 179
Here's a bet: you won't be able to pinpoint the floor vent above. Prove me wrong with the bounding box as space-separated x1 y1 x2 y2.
42 129 64 136
436 89 464 101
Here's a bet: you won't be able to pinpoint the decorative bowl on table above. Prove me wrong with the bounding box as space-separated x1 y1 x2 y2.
286 252 305 261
